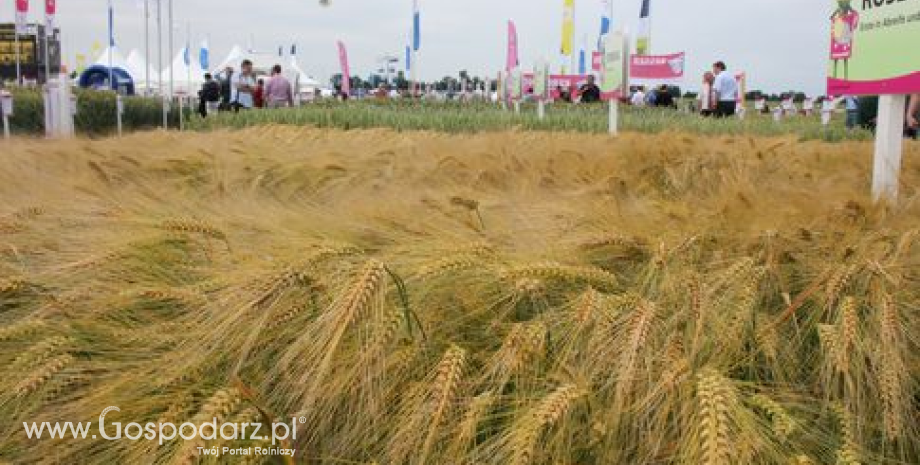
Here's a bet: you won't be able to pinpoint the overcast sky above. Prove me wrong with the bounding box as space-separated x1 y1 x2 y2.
1 0 830 94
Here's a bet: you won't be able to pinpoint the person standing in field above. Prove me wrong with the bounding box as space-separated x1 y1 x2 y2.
631 87 647 107
230 60 256 111
218 66 234 111
579 75 601 103
265 65 295 108
712 61 739 118
253 79 266 108
908 94 919 129
700 72 716 116
908 94 919 139
197 73 220 118
844 95 859 130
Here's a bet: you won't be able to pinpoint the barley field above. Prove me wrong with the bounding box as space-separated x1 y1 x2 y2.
0 127 918 464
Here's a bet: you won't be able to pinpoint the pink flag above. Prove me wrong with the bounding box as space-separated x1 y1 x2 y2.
16 0 30 34
45 0 55 31
506 20 518 72
337 41 351 96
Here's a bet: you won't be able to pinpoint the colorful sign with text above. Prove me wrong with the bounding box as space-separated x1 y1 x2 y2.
827 0 920 95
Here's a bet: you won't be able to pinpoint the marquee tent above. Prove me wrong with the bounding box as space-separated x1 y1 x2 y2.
160 46 207 95
126 49 159 93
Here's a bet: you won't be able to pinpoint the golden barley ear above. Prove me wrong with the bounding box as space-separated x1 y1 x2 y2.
508 384 584 465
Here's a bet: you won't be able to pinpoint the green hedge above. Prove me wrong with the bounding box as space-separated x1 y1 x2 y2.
3 88 183 136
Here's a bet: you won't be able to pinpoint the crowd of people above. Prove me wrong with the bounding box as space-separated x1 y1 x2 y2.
191 58 920 138
197 60 296 117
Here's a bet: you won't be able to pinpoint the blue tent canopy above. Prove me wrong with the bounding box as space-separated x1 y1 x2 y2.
78 65 136 95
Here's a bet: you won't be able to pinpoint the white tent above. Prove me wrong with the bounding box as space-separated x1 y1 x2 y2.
126 49 159 93
93 46 131 73
289 56 320 89
161 46 206 95
213 45 245 73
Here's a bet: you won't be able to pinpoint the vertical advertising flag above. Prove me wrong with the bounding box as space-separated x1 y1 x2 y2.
16 0 30 34
199 40 210 70
599 0 611 49
108 0 116 47
637 0 651 55
337 41 351 96
561 0 575 57
506 20 519 72
405 45 411 71
579 49 587 75
291 44 297 56
412 0 421 51
45 0 55 32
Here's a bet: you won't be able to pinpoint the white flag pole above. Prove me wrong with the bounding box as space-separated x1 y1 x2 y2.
15 16 21 85
145 0 150 96
168 0 174 100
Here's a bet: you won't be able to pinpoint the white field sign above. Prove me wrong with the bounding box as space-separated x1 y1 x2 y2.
826 0 920 202
601 30 629 135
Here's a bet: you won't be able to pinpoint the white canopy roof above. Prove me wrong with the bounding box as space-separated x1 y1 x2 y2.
161 46 207 95
92 46 131 72
213 45 245 73
126 49 159 88
289 57 320 89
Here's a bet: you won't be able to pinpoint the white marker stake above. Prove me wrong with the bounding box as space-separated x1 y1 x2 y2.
514 101 520 115
0 91 11 139
538 100 545 120
872 95 906 203
609 99 618 136
116 94 124 137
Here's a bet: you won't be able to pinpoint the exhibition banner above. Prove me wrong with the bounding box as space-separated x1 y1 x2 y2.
827 0 920 95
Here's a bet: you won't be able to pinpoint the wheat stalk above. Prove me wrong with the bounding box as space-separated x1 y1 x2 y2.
417 345 467 465
749 394 795 440
15 354 74 397
696 369 735 465
510 384 583 465
501 262 618 290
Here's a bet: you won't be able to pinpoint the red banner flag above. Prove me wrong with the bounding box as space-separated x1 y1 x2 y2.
16 0 30 34
337 41 350 97
45 0 56 31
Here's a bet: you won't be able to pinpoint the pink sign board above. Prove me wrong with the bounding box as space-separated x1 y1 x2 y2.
593 51 685 82
630 52 685 80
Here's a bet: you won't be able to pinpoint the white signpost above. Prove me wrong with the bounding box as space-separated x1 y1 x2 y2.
873 96 906 201
601 29 629 136
42 75 76 139
534 60 549 120
511 69 523 115
1 91 12 140
825 0 920 203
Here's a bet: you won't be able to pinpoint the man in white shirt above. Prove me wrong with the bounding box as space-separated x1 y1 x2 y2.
712 61 738 118
631 88 647 107
230 59 256 111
